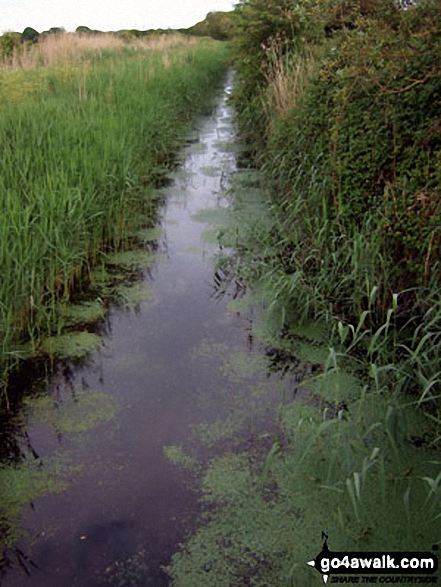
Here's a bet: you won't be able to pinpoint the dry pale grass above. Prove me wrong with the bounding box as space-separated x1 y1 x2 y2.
2 32 195 71
264 47 317 118
37 33 125 65
136 33 197 51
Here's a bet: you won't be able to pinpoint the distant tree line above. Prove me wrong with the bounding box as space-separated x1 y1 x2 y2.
0 10 235 60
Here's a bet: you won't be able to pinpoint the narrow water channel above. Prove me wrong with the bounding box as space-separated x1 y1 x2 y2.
1 74 288 587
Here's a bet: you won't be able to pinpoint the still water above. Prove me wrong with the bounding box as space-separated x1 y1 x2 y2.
1 74 288 586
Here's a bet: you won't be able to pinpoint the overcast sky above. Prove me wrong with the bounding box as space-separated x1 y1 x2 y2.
1 0 236 34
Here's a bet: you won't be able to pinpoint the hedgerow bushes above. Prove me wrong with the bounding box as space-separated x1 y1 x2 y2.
232 0 441 325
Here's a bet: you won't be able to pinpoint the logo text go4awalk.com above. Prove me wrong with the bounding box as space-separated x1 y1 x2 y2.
307 533 438 584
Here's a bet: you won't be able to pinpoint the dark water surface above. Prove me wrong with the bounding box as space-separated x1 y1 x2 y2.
1 75 287 587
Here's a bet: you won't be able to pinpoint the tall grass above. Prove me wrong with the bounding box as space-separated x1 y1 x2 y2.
0 36 229 393
263 43 317 122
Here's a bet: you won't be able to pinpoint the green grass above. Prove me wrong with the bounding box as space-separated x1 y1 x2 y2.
0 39 230 394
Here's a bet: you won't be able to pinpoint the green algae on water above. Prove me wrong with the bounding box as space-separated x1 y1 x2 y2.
163 446 198 471
166 168 194 182
166 279 441 586
105 250 155 270
185 141 208 155
102 549 152 587
213 140 247 154
200 165 221 177
114 282 154 308
89 258 160 306
135 226 162 243
58 300 105 326
181 246 203 254
192 340 268 382
191 207 232 225
191 414 246 448
166 399 441 587
200 228 220 244
220 350 266 382
39 331 102 360
165 452 299 587
0 456 80 551
23 391 119 433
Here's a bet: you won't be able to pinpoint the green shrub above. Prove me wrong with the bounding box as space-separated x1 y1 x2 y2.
0 32 20 60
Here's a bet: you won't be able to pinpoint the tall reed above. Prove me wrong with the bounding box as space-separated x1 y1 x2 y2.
0 37 229 394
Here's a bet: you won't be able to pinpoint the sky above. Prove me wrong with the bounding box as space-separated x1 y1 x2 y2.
1 0 236 34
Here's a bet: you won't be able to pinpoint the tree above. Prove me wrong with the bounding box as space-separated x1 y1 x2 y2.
46 27 66 34
76 26 92 34
21 27 39 43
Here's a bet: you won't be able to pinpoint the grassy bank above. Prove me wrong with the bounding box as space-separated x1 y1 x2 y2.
0 34 229 395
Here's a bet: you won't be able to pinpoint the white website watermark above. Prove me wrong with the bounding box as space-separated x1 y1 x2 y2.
307 533 439 585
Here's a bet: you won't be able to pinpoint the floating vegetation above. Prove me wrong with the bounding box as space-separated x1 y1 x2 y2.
200 165 220 177
191 188 273 253
165 107 441 583
190 339 268 381
165 452 298 587
166 393 441 587
163 446 198 471
39 332 102 360
200 228 220 244
191 208 232 225
101 550 152 587
181 247 203 255
0 456 79 551
89 264 113 287
165 169 194 182
105 250 155 271
232 169 263 187
58 301 105 327
23 391 119 434
185 141 208 155
166 220 441 586
134 227 162 243
213 140 248 154
114 282 154 308
220 350 266 382
191 414 245 448
190 340 229 362
89 266 128 294
0 387 119 555
227 291 262 315
189 339 288 439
